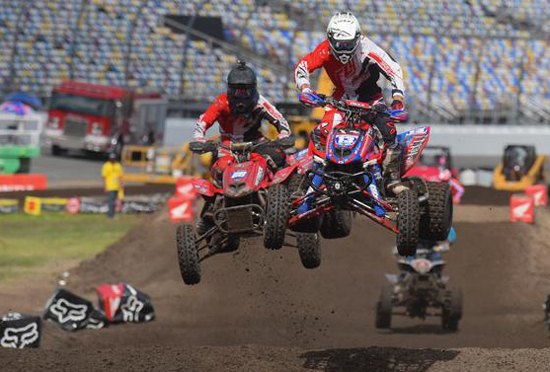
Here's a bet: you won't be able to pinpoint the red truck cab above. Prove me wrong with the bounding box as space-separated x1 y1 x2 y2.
45 81 167 155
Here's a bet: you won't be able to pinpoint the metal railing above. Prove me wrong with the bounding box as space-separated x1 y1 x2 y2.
2 1 549 125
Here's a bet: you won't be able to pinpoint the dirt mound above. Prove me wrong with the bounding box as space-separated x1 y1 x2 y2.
2 197 550 370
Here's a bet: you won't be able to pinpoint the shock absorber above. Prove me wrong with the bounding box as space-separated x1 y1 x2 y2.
368 165 385 217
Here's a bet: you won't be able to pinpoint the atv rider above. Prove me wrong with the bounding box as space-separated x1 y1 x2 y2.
193 60 291 233
295 12 407 195
397 227 457 279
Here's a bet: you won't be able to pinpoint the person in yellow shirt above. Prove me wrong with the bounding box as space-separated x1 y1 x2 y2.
102 152 124 218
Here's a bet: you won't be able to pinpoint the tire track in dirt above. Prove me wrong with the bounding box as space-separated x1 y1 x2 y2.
2 201 550 370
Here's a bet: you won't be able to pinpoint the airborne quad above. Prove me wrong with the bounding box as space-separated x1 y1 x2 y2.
376 238 462 331
175 138 316 285
288 93 454 263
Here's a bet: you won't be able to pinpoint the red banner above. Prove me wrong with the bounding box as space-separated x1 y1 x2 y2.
168 197 195 223
0 174 47 192
525 184 548 207
175 176 198 199
509 194 534 224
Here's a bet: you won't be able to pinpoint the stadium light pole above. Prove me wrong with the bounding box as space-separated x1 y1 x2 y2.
7 0 29 94
515 39 526 124
180 0 208 98
428 11 466 124
124 0 148 83
68 0 90 80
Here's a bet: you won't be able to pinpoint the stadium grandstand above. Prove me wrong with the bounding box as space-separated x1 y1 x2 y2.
0 0 548 124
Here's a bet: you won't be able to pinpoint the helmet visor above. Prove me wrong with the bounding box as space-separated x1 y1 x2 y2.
228 85 255 98
331 39 358 53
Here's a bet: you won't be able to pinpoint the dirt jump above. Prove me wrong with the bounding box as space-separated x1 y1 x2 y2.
2 191 550 371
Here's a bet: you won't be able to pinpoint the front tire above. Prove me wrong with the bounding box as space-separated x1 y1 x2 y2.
320 210 352 239
16 158 31 174
420 182 453 241
442 288 463 331
396 189 420 256
264 183 290 250
176 224 201 285
287 173 305 196
51 145 64 156
375 286 394 329
297 232 321 269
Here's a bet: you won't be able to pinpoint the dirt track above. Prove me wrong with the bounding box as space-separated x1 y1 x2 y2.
2 196 550 371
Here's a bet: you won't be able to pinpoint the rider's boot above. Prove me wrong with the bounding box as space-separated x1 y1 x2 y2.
297 190 314 215
383 142 409 196
296 172 323 214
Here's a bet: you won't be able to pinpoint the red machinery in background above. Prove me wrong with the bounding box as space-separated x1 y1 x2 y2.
44 81 168 156
405 146 464 204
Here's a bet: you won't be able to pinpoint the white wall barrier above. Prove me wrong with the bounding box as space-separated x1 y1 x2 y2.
164 119 550 157
399 124 550 157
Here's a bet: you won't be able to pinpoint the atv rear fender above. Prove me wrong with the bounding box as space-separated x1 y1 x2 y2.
398 126 431 175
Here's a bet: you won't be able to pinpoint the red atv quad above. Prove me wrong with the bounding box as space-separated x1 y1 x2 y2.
288 94 453 258
176 138 313 284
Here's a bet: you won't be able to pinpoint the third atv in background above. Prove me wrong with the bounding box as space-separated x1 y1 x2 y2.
288 93 454 260
376 230 462 331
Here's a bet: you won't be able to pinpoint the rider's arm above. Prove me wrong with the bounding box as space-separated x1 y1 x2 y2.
194 94 225 140
258 95 291 137
294 40 330 92
363 38 405 102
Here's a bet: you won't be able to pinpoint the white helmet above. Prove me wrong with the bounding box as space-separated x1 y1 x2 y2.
327 12 361 64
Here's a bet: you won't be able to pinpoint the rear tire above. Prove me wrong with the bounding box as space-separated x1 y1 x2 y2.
51 145 63 156
420 182 453 241
320 210 352 239
396 189 420 256
176 224 201 285
16 158 31 174
297 232 321 269
375 286 394 329
264 183 290 250
287 173 304 196
442 288 462 331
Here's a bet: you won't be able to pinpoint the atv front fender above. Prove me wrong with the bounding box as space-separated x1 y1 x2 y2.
193 179 219 197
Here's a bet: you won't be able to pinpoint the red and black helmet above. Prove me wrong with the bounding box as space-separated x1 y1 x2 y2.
227 60 259 115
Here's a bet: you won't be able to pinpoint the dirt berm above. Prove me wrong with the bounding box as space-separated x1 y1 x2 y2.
2 201 550 371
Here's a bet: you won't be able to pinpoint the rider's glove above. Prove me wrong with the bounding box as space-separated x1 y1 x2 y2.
299 87 319 107
278 130 290 139
391 100 404 111
365 103 388 123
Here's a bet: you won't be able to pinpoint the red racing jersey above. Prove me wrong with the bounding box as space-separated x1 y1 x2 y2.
194 93 290 143
294 37 405 102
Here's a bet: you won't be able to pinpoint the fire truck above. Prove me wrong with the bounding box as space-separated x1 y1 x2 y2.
44 81 168 156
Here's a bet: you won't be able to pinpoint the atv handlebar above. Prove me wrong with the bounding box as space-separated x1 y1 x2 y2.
189 141 217 154
298 92 408 122
189 136 295 154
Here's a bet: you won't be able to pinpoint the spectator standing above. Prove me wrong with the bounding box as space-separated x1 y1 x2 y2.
102 152 124 218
